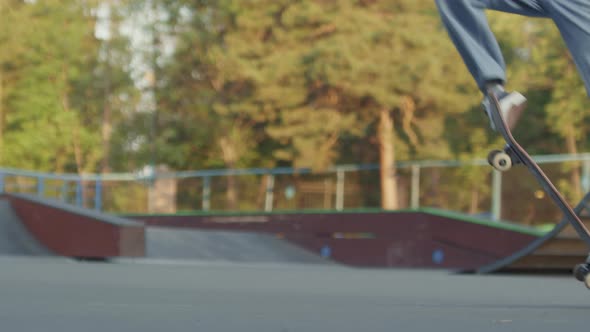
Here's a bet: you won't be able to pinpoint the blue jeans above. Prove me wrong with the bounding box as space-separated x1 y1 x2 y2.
435 0 590 95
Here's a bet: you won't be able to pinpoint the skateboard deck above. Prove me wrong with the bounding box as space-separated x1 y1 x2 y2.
486 91 590 286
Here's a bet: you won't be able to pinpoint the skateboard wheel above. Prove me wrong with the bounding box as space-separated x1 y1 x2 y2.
574 263 590 282
488 150 512 172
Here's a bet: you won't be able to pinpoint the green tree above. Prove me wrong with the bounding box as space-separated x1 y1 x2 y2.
0 0 29 165
293 0 476 209
1 1 102 173
0 0 138 182
95 0 138 173
155 0 479 210
538 26 590 202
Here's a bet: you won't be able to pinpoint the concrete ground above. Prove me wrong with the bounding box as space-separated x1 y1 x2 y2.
1 256 589 332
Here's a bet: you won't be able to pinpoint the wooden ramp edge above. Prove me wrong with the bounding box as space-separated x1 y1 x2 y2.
2 193 145 259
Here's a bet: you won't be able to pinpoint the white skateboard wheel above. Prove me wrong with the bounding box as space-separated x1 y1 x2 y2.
488 150 512 172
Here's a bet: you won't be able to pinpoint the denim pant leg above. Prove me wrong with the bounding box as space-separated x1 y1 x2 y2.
544 0 590 96
435 0 547 91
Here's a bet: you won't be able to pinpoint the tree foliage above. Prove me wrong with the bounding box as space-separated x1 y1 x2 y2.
1 0 589 212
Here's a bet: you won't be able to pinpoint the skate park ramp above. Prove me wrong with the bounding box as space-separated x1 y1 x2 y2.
0 192 326 264
473 191 590 273
2 187 587 269
0 199 53 256
144 227 329 264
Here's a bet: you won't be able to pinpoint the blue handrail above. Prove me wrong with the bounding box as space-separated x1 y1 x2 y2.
0 152 588 181
1 152 589 215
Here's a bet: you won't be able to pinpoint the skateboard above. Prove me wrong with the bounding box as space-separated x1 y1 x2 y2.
485 90 590 288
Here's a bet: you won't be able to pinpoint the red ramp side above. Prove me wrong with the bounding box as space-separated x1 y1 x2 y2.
129 209 543 270
0 199 53 256
4 193 145 259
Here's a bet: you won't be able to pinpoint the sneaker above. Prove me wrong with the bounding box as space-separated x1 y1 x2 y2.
481 86 527 131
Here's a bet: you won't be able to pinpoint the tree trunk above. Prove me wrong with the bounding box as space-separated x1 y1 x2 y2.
101 2 113 174
400 96 419 147
565 125 582 201
102 100 112 173
256 175 269 209
60 77 88 207
0 70 4 164
219 136 239 210
469 188 479 214
71 120 88 206
378 108 398 210
101 58 112 173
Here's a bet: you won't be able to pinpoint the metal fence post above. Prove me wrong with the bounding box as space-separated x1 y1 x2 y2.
264 174 275 212
335 169 345 211
491 170 502 221
61 180 68 203
37 176 45 197
410 165 421 209
76 179 83 207
202 176 211 211
95 177 102 211
0 173 5 194
582 159 590 193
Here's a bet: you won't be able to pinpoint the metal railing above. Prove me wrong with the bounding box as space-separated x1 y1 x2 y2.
1 153 590 223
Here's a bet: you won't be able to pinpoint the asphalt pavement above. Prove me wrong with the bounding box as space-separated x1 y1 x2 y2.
1 256 589 332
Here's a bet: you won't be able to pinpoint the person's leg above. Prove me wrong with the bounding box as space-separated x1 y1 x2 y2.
544 0 590 96
435 0 547 91
435 0 547 130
